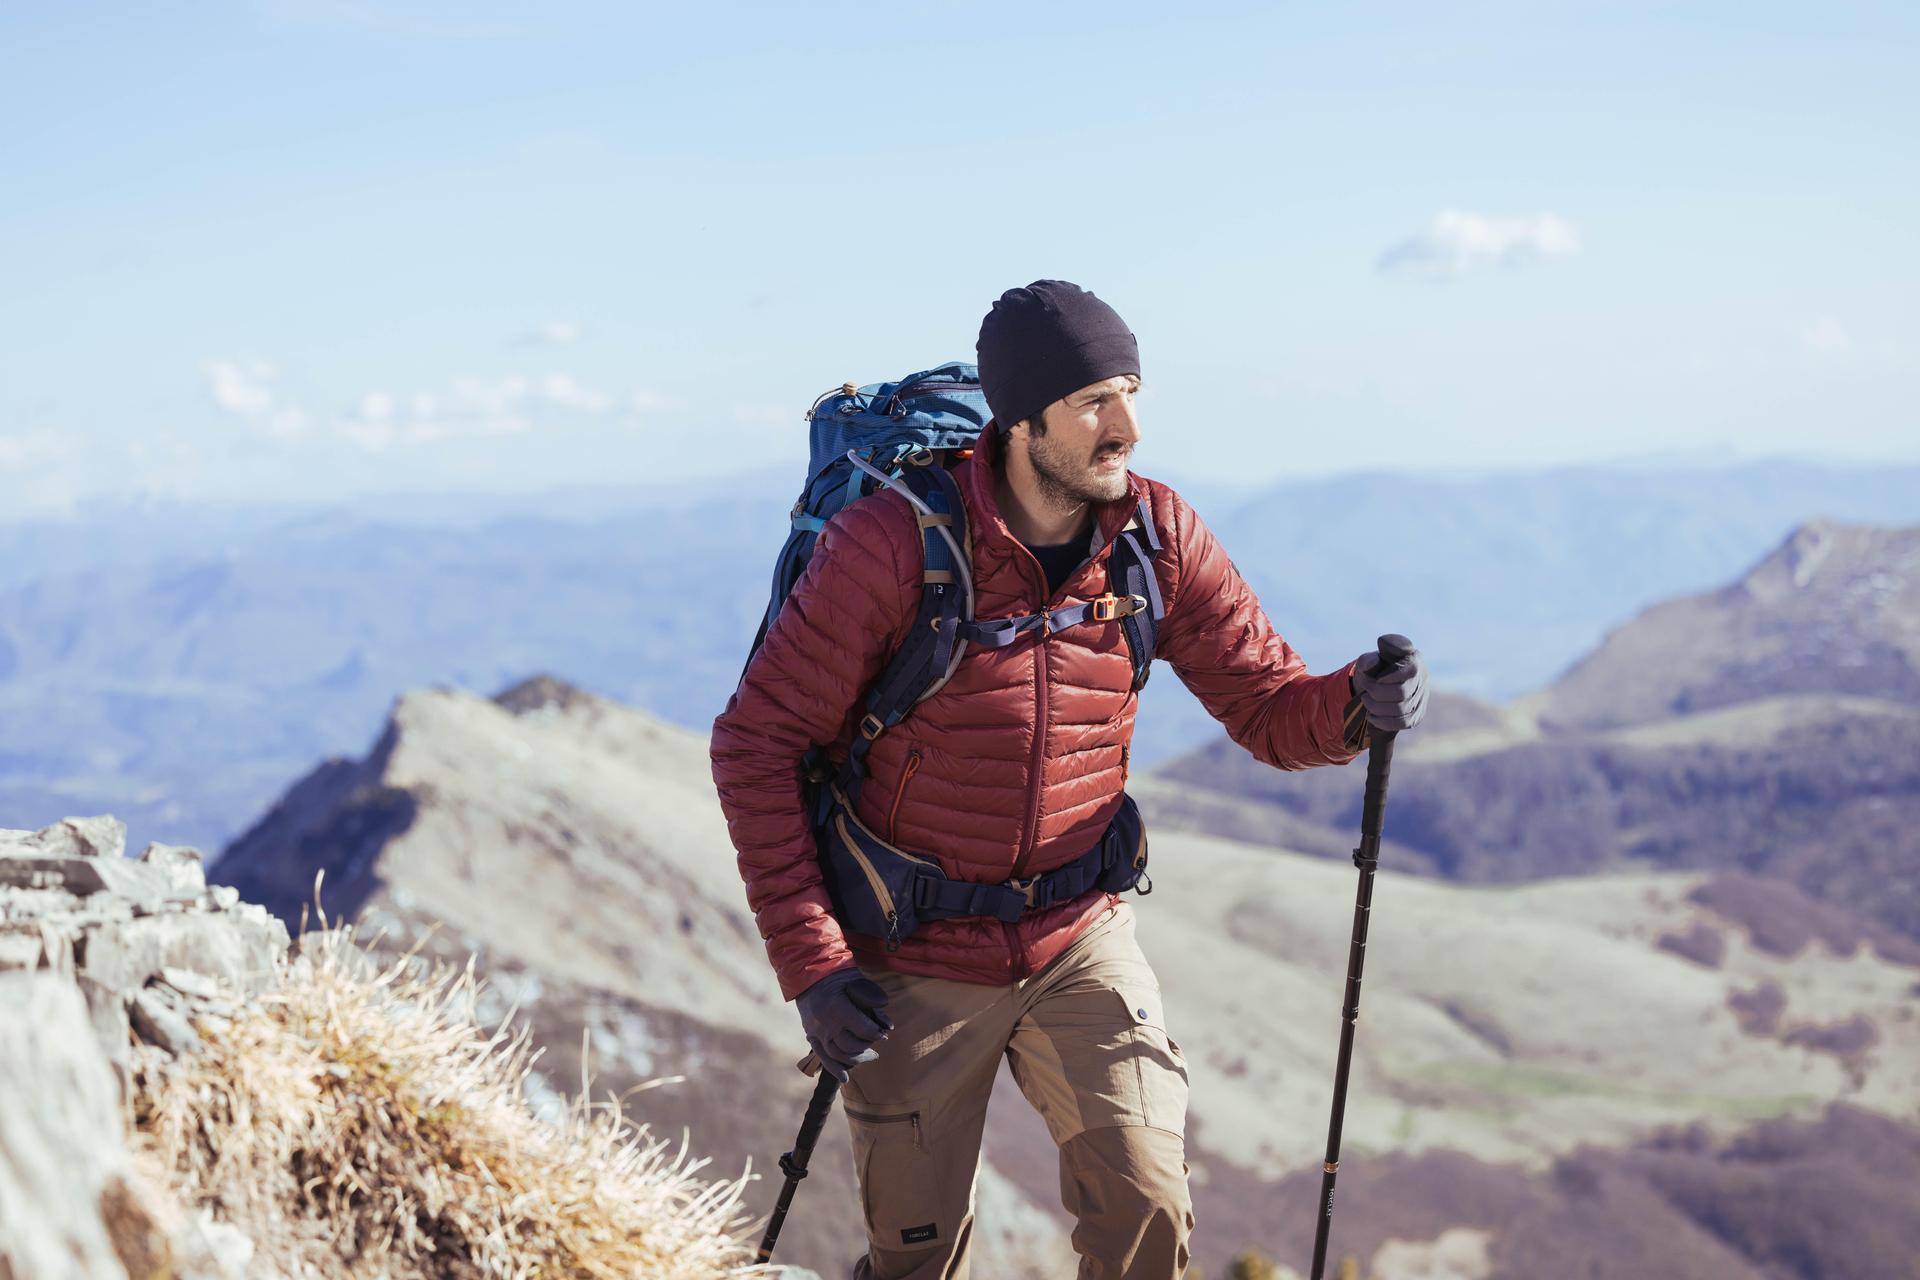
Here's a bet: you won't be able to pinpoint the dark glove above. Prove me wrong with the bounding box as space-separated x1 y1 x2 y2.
795 967 893 1082
1350 641 1429 732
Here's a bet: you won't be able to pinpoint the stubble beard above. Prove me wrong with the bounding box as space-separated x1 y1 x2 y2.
1027 430 1133 510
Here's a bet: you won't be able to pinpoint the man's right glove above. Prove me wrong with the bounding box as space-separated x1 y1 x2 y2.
795 967 893 1082
1350 641 1429 732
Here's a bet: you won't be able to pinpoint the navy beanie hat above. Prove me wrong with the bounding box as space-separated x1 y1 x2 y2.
975 279 1140 431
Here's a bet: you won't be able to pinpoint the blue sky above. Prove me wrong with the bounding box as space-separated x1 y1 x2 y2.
3 1 1916 516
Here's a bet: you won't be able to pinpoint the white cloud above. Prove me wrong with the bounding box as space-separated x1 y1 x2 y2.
512 320 581 349
124 432 198 467
727 403 789 428
0 431 70 470
1378 210 1581 279
337 375 540 452
540 372 612 414
1801 315 1853 355
203 358 644 452
204 359 275 417
628 389 682 413
202 360 307 437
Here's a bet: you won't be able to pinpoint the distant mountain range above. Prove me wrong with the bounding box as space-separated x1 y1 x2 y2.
1537 520 1920 729
208 676 1920 1278
1153 520 1920 944
2 460 1915 855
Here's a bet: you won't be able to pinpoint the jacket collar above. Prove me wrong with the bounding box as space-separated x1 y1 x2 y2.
958 422 1148 558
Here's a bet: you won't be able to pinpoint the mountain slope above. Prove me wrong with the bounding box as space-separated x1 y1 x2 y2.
213 676 1920 1277
1153 522 1920 944
1538 520 1920 731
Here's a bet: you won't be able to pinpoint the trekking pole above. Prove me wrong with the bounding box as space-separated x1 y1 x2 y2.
1309 633 1413 1280
756 1065 842 1264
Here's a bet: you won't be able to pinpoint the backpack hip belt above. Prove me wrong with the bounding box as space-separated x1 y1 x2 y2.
816 785 1151 952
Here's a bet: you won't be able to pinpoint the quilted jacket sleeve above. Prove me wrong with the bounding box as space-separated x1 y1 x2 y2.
710 494 920 1001
1154 487 1368 769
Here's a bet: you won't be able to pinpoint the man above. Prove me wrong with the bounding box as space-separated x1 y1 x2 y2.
711 280 1427 1279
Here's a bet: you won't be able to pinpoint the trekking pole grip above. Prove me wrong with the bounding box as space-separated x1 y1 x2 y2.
1366 632 1414 682
1357 633 1411 839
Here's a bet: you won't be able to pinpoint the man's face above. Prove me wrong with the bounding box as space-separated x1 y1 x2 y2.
1021 374 1142 507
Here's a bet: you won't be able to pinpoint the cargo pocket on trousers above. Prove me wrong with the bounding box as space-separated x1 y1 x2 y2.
1115 985 1190 1137
845 1102 945 1251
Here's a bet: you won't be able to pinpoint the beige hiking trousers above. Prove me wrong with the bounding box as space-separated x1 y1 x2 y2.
838 902 1193 1279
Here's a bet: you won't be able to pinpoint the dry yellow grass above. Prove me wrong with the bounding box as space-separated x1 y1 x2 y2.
127 917 764 1279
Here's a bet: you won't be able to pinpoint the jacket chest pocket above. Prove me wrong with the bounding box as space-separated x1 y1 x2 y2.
886 745 923 845
844 1101 947 1251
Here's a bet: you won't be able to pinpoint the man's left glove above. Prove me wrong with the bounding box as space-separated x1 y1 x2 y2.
795 967 893 1083
1350 642 1429 732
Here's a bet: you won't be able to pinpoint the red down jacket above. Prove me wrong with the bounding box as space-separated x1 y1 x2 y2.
710 425 1366 999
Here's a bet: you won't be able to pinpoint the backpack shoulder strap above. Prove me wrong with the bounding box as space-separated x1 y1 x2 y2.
836 460 974 804
1108 499 1166 691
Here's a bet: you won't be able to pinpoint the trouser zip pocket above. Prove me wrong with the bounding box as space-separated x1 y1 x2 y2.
844 1106 924 1151
844 1101 944 1249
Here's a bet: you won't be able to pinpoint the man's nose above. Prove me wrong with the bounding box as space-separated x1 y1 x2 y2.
1102 395 1141 444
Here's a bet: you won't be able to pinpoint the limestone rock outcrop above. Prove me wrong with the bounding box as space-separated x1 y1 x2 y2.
0 815 289 1280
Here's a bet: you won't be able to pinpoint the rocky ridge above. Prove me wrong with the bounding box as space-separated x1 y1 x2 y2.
1 814 763 1280
0 815 287 1279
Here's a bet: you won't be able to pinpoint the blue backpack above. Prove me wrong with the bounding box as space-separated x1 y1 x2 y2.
741 361 1166 944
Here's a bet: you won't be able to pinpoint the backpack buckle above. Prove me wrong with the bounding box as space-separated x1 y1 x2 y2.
1091 593 1124 622
859 713 886 740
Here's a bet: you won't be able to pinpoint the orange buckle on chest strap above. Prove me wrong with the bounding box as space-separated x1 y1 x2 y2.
1091 593 1124 622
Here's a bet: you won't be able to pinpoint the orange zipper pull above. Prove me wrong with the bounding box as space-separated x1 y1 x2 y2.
888 750 923 844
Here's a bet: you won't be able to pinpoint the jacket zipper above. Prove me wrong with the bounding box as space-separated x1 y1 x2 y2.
842 1107 925 1150
887 749 923 845
1010 552 1054 882
1002 501 1130 976
1003 550 1055 980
